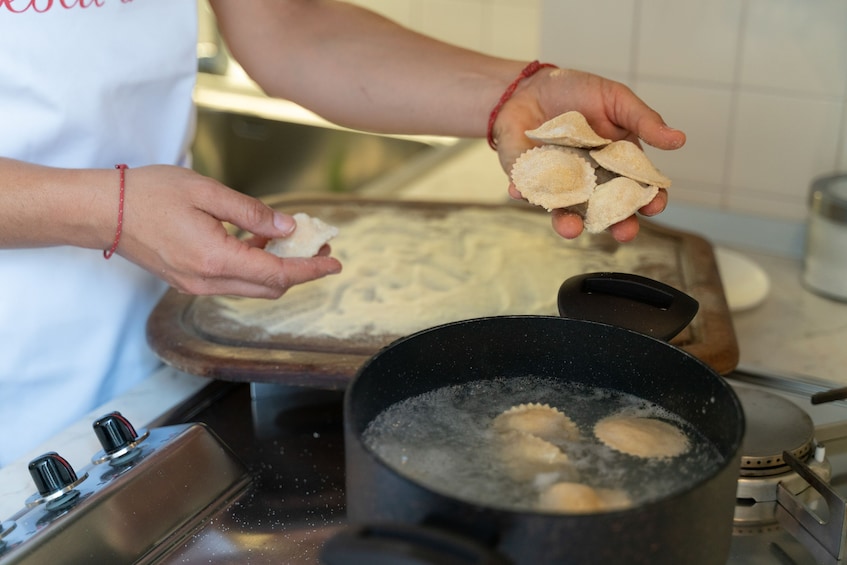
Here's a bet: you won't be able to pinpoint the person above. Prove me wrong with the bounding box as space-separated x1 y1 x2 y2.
0 0 685 466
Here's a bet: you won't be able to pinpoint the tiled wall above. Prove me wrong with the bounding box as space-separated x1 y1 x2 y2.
350 0 847 223
540 0 847 222
343 0 541 61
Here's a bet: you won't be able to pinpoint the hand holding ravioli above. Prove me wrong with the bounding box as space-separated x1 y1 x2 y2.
491 68 685 242
511 111 672 235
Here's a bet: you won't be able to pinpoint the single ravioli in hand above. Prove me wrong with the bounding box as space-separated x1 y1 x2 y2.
525 111 612 148
264 213 339 258
590 140 671 188
583 177 658 234
510 146 596 211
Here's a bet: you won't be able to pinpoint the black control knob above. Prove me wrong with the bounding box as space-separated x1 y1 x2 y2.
28 452 78 497
93 411 140 455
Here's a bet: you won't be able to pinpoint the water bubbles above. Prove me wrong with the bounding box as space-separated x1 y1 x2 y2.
362 376 723 513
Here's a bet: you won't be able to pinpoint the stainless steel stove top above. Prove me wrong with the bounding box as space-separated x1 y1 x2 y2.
3 370 847 564
151 381 348 564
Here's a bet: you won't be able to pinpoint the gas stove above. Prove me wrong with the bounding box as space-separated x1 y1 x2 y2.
1 370 847 564
726 370 847 565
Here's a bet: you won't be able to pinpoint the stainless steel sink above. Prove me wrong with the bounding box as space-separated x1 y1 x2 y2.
191 104 464 198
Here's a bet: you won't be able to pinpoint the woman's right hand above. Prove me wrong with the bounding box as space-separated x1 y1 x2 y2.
116 165 341 298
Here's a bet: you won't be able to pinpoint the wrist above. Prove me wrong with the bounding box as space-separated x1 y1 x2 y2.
487 60 557 150
102 164 128 259
0 159 122 250
59 167 125 251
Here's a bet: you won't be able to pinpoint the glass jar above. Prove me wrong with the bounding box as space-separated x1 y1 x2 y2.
803 173 847 301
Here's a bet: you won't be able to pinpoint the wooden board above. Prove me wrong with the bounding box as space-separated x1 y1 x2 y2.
147 196 739 388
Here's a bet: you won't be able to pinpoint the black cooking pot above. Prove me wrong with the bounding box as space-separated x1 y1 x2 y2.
323 273 745 565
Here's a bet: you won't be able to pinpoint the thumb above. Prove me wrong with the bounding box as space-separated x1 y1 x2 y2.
638 118 686 151
206 188 296 239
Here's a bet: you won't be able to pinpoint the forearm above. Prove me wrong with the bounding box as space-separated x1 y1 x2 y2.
210 0 526 137
0 157 115 250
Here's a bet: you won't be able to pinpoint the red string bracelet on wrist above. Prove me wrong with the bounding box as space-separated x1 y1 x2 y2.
103 164 128 260
487 60 557 150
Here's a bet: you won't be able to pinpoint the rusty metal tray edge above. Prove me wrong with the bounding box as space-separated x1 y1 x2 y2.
146 196 739 387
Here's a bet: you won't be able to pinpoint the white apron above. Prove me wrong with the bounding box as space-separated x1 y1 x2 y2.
0 0 197 466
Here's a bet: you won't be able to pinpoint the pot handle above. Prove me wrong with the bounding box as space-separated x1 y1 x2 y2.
320 523 512 565
557 272 699 342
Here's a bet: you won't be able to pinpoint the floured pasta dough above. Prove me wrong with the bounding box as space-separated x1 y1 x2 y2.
594 416 689 459
264 212 339 258
213 206 676 341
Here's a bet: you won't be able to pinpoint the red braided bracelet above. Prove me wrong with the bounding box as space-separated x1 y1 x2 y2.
103 164 128 260
487 60 557 150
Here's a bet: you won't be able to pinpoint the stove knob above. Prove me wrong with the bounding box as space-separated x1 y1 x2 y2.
28 452 78 497
26 452 87 510
93 411 139 455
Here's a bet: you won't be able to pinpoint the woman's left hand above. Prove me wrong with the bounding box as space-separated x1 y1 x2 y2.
491 67 686 242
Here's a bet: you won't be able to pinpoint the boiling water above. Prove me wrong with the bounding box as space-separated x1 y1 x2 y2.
362 376 725 513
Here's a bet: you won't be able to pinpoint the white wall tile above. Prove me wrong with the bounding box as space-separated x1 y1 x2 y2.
635 80 734 187
539 0 636 76
484 3 540 60
663 179 724 210
726 190 807 221
740 0 847 97
342 0 415 27
491 0 535 6
418 0 485 52
728 91 842 200
637 0 743 85
837 98 847 172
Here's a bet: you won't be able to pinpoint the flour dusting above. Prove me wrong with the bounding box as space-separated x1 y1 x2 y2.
210 206 676 340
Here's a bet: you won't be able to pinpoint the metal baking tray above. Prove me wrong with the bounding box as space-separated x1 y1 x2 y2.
147 196 739 387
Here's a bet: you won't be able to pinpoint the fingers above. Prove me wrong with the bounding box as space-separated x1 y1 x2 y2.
551 209 641 243
516 183 664 242
171 245 342 298
637 120 686 151
607 216 640 242
200 183 297 240
551 209 584 239
639 188 668 216
612 88 686 151
168 176 341 297
202 239 342 298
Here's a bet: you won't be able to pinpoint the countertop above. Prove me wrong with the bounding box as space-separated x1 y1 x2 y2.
2 137 845 524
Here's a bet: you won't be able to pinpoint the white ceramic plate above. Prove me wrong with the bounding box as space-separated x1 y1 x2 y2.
714 247 771 312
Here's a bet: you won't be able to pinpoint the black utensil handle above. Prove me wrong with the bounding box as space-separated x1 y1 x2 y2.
557 272 699 342
320 523 512 565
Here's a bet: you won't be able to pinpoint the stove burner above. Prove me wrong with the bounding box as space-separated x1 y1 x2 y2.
732 387 832 532
736 388 814 476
